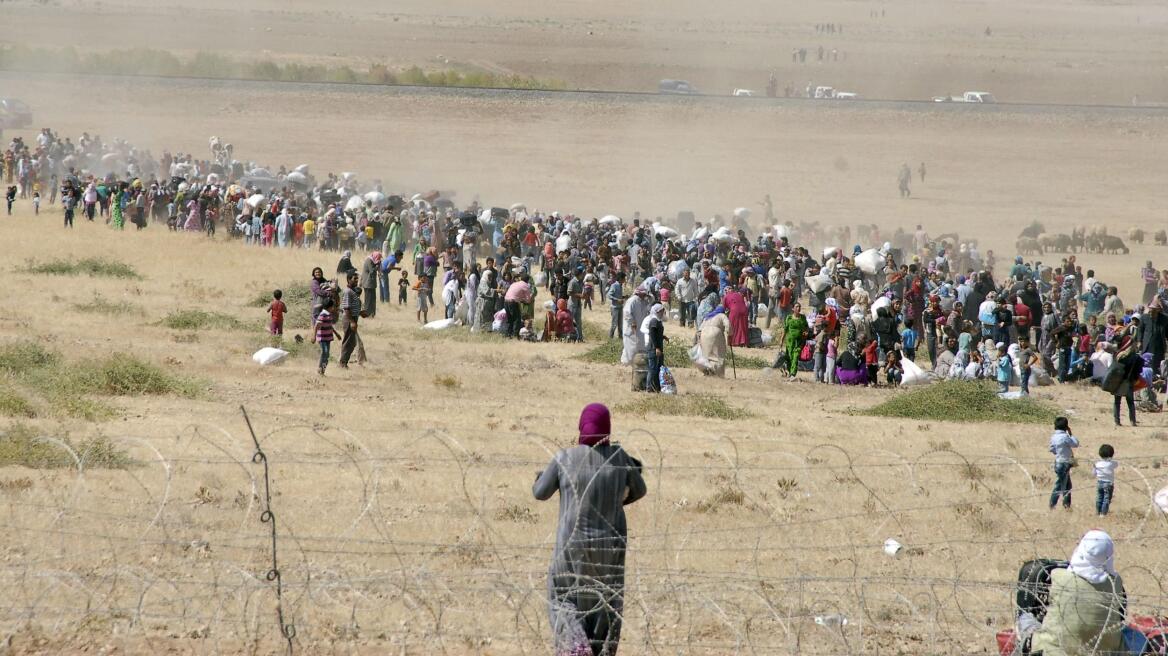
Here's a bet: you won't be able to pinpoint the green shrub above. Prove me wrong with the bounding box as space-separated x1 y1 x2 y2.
616 394 752 420
23 257 140 279
0 45 568 90
74 354 200 398
0 424 131 469
249 282 313 330
73 295 144 316
577 336 767 370
862 380 1059 424
0 342 198 420
0 386 36 418
159 309 246 331
0 342 59 376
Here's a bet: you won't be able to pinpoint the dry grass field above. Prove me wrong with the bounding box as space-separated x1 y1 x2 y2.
3 0 1168 653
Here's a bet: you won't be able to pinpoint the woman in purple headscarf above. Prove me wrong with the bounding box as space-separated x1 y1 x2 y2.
534 404 647 656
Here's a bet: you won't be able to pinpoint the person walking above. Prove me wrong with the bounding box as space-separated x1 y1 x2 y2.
359 252 381 318
1048 416 1079 510
1107 332 1141 426
533 404 646 656
338 273 363 368
898 163 912 198
607 273 625 339
1094 444 1117 516
311 298 336 376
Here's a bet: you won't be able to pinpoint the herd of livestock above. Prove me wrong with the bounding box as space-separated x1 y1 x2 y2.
1015 224 1161 256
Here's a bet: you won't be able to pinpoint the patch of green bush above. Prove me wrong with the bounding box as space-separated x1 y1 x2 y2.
73 295 144 316
249 282 313 330
616 394 752 420
0 424 132 469
0 341 199 420
73 354 200 398
577 336 768 370
0 45 567 91
23 257 140 279
159 310 246 331
862 380 1059 424
0 386 36 418
0 342 60 376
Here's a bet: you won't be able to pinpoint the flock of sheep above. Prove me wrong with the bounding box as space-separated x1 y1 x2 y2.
1014 224 1160 256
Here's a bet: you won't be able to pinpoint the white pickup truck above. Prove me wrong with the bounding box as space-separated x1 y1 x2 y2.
932 91 996 103
813 86 859 100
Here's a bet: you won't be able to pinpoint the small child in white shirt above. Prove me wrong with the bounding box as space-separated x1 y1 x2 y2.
1094 444 1116 516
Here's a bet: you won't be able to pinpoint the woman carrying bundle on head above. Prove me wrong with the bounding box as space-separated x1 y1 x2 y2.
534 404 647 656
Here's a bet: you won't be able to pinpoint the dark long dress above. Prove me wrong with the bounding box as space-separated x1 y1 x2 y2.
533 444 647 656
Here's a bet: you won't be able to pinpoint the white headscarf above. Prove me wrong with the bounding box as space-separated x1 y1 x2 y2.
641 303 666 337
1067 530 1116 584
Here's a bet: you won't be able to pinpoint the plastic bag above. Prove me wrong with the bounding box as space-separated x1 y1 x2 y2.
252 347 289 366
659 365 677 394
900 359 932 386
423 318 459 330
805 272 832 294
856 248 883 275
688 343 711 370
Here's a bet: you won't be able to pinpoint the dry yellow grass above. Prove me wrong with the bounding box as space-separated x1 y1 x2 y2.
2 2 1168 646
0 211 1165 655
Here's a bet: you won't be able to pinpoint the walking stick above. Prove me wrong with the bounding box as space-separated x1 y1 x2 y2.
728 339 737 379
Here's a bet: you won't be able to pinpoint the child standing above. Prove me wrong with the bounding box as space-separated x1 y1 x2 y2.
825 334 837 384
311 299 336 376
267 290 287 336
813 325 828 383
1049 416 1079 510
416 274 431 324
862 338 879 387
398 272 410 305
32 191 40 216
1094 444 1116 516
1017 336 1038 396
900 318 918 363
996 343 1012 394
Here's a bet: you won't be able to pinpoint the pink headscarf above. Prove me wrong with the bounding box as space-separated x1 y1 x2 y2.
578 403 611 447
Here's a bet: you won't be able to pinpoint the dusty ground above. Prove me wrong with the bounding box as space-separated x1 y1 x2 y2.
5 0 1168 103
2 0 1168 652
3 210 1168 655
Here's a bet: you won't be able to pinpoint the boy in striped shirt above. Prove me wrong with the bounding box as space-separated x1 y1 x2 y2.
312 298 336 375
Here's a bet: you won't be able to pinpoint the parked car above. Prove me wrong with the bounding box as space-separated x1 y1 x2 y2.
732 88 757 97
659 79 698 95
933 91 996 103
812 86 859 100
0 98 32 128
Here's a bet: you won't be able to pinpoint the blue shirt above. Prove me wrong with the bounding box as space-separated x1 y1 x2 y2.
901 328 917 349
1049 430 1080 463
996 355 1012 383
607 281 623 306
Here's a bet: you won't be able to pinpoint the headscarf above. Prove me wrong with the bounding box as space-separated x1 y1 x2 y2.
641 303 665 336
1117 332 1136 360
370 251 383 264
1067 530 1116 584
578 403 611 447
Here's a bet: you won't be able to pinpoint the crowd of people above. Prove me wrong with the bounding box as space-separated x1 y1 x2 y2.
6 127 1168 413
8 126 1165 656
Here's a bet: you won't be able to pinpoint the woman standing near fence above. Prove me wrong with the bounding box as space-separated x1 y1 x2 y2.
533 403 647 656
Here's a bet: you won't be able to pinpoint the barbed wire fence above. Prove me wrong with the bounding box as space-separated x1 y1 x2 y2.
3 407 1168 654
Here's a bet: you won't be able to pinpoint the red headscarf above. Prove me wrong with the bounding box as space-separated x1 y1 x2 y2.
578 403 611 447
